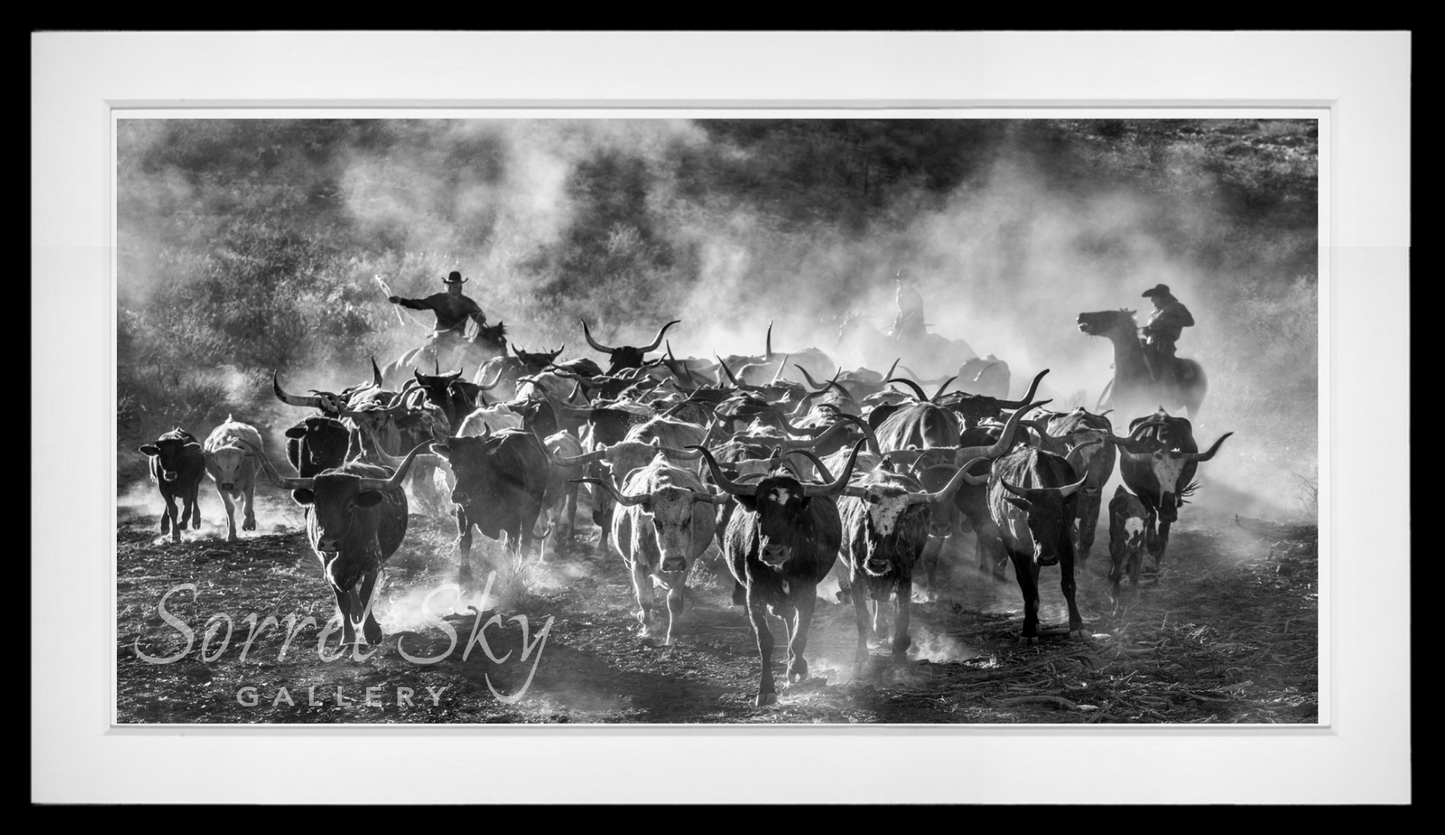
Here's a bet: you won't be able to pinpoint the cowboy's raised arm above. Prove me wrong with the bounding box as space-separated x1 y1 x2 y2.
391 293 444 312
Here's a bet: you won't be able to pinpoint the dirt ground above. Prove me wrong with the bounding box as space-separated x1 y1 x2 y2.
116 481 1318 725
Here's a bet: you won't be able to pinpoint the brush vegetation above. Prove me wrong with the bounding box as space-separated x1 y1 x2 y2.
119 118 1318 510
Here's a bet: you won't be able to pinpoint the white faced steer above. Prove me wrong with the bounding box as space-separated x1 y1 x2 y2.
578 454 726 646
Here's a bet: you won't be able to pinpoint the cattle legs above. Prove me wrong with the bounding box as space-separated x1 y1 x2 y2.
746 590 777 707
454 507 474 586
185 483 202 530
891 578 913 657
628 561 656 641
785 593 815 684
216 484 241 542
159 491 179 542
332 571 382 647
663 581 685 646
1011 552 1043 645
850 583 872 671
1058 548 1086 640
241 480 256 531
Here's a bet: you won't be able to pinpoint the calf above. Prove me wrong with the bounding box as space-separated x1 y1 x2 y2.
249 440 429 646
987 447 1090 645
202 416 262 542
1107 486 1151 610
579 454 725 645
137 429 207 542
697 441 865 706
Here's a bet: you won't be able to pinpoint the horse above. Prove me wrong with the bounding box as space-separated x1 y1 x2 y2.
1076 309 1207 420
379 320 508 390
834 312 975 380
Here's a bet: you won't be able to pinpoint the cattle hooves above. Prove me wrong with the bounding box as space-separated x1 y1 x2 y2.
755 691 777 707
242 519 256 531
1068 629 1090 641
639 636 656 649
1017 635 1039 647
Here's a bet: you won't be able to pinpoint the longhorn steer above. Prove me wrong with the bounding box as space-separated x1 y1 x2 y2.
838 459 983 671
581 318 681 375
697 441 864 707
248 440 429 647
987 447 1091 645
431 427 551 586
137 428 206 542
202 416 262 542
1038 407 1119 562
1110 409 1233 575
579 456 725 646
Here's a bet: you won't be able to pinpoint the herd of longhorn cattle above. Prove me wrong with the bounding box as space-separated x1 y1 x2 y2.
134 318 1233 707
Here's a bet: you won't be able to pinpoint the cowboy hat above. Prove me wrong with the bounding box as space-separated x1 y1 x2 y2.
442 271 469 284
1141 283 1172 298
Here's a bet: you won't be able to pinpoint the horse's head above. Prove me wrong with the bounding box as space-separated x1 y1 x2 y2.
473 320 508 354
1077 309 1137 338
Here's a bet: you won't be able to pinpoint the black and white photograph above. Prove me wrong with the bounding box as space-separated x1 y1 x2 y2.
114 114 1321 726
35 32 1409 804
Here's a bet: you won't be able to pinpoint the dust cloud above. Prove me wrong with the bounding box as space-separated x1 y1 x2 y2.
118 118 1317 523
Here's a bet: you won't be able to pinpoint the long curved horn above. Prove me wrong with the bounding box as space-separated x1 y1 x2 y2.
832 412 881 454
574 477 649 507
715 355 758 391
997 369 1050 409
1057 471 1091 498
788 449 835 483
581 319 616 354
552 448 608 467
801 439 866 497
372 357 384 387
666 340 699 388
690 445 755 496
657 446 704 460
544 389 595 420
475 364 507 391
777 419 851 452
1103 418 1171 452
953 399 1052 465
884 377 928 401
883 357 900 381
355 440 434 492
434 357 440 376
907 457 990 506
1186 432 1234 463
1000 480 1032 501
241 440 312 491
931 376 958 402
768 406 826 438
764 321 773 359
638 319 681 353
273 371 323 409
794 364 831 392
770 354 790 384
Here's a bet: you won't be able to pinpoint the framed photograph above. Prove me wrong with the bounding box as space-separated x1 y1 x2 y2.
34 32 1409 804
